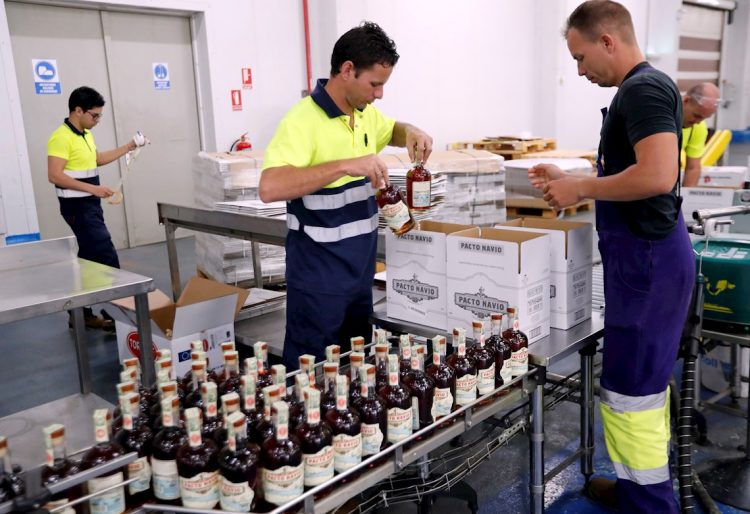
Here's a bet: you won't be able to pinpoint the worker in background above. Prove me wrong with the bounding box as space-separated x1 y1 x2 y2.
682 82 721 187
528 1 694 512
259 21 432 369
48 86 149 330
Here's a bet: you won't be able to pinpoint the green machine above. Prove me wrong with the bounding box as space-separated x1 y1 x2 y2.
694 238 750 333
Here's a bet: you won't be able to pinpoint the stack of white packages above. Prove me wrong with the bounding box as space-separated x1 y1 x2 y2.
381 149 506 227
191 151 286 286
504 158 593 199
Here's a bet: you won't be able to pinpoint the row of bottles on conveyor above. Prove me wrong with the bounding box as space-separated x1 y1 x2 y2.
0 312 528 513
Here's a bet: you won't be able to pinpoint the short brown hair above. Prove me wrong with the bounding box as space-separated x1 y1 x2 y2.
565 0 636 45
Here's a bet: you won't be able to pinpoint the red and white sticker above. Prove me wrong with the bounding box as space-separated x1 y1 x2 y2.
241 68 253 89
231 90 242 111
126 331 157 359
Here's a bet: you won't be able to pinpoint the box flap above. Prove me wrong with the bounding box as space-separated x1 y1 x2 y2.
177 276 250 319
172 294 237 338
416 220 475 235
151 304 177 336
499 218 592 260
110 289 173 312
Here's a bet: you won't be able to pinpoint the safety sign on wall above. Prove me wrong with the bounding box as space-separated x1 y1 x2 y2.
32 59 61 94
241 67 253 89
153 62 170 90
231 90 242 111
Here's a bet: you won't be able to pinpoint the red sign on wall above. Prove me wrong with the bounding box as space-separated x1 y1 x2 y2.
231 89 242 111
241 68 253 89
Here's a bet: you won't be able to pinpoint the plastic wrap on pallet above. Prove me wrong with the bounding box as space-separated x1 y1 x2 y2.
503 158 593 199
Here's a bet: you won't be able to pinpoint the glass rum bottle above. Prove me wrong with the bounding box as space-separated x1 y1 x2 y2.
41 424 79 514
176 407 220 509
261 402 303 507
80 409 126 514
151 396 186 504
326 375 362 475
380 354 413 444
218 411 259 512
295 387 334 489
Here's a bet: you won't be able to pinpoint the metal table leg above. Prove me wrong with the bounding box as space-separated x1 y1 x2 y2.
164 220 182 301
134 293 155 388
71 306 92 394
530 366 546 514
580 343 596 482
731 342 741 404
251 241 263 289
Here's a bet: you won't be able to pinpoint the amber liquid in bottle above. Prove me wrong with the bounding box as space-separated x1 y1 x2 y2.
218 350 241 396
426 335 456 425
240 373 264 430
177 407 220 509
320 362 340 421
377 185 415 235
486 313 511 396
403 352 435 431
183 360 208 410
374 343 390 394
254 342 274 391
295 387 334 490
348 352 365 408
326 375 362 476
152 396 186 504
446 333 477 408
80 409 126 514
261 402 303 507
41 425 79 514
272 364 305 432
406 162 432 211
470 320 496 405
251 385 282 447
200 382 223 442
151 381 182 433
356 364 387 458
182 349 219 393
503 308 529 378
114 392 154 506
218 412 259 512
380 354 413 444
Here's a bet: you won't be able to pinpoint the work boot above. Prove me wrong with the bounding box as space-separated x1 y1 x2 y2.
99 309 116 332
584 476 618 511
68 309 115 331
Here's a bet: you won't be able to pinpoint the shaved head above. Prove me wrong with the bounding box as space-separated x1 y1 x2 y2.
565 0 637 46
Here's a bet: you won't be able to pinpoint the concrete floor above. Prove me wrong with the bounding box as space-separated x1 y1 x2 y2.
1 143 749 513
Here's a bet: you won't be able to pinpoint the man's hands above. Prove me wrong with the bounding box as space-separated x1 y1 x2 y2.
128 131 149 151
528 163 584 210
347 154 390 189
92 185 115 199
405 125 433 164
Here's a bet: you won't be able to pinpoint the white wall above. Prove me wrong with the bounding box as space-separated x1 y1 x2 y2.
722 0 750 130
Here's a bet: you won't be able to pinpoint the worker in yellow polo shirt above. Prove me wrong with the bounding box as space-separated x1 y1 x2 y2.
260 22 432 368
47 86 148 329
681 82 720 187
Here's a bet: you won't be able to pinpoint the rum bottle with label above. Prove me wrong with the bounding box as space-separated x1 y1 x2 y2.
503 307 529 378
218 350 241 396
261 402 303 507
403 351 434 430
152 396 186 504
398 336 413 381
251 385 282 447
486 313 511 395
183 360 208 410
177 407 220 509
123 357 155 411
114 392 154 506
446 330 477 408
240 373 264 427
348 351 365 407
377 184 415 235
0 436 24 504
406 161 432 211
295 387 334 489
298 354 318 390
356 364 387 456
41 424 79 514
326 375 362 475
272 364 304 431
80 409 126 514
470 320 496 404
200 382 222 442
320 362 340 421
426 335 456 423
380 354 413 443
214 392 241 448
374 343 390 392
253 342 274 390
218 412 259 512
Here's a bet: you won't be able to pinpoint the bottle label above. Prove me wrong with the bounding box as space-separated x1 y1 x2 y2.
455 374 477 406
303 445 334 487
511 348 529 377
127 456 152 494
151 458 180 500
478 364 496 395
87 472 125 514
179 470 220 509
381 200 411 231
411 180 431 208
361 423 384 456
220 477 254 512
44 498 75 514
431 387 453 419
333 433 363 472
411 397 420 430
501 358 513 383
263 464 304 506
387 407 413 443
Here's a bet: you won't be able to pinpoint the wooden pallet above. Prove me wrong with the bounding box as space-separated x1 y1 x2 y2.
506 199 594 219
450 137 557 160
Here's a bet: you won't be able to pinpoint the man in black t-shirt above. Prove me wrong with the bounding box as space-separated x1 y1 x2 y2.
529 2 694 513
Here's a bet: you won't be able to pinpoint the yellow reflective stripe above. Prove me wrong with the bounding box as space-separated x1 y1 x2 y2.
600 386 671 472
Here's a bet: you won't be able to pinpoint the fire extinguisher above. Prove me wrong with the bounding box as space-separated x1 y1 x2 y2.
230 133 252 152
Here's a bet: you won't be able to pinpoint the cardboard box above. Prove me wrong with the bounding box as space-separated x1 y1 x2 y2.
681 187 736 225
699 166 748 189
110 277 250 376
446 227 551 342
498 218 593 329
386 220 475 330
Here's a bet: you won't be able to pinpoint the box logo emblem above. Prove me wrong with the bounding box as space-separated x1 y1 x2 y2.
454 287 507 319
392 274 439 303
126 331 158 359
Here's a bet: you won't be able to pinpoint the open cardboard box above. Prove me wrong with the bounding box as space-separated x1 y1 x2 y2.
110 276 250 376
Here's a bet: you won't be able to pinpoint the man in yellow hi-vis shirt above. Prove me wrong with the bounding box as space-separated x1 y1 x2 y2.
47 86 148 329
681 82 720 187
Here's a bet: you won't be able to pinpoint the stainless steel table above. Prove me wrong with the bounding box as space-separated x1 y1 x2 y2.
0 237 155 470
371 306 605 514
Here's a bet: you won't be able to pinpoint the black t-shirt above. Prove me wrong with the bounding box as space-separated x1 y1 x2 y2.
599 62 683 239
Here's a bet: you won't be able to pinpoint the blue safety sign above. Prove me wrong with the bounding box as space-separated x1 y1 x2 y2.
153 62 170 90
32 59 61 94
